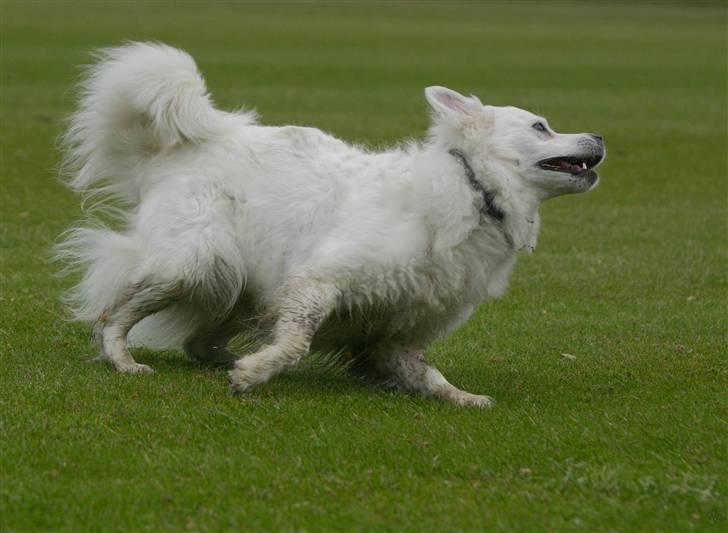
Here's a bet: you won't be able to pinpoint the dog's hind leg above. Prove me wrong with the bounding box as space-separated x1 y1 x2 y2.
374 344 493 408
96 280 180 374
229 278 339 393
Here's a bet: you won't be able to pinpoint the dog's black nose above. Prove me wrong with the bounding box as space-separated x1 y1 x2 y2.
590 133 604 143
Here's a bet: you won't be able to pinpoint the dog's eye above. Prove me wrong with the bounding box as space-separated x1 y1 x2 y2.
532 122 548 133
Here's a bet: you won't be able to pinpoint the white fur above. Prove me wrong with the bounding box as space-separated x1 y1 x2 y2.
57 42 604 406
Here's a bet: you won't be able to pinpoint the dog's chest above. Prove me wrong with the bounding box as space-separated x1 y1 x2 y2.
315 229 516 347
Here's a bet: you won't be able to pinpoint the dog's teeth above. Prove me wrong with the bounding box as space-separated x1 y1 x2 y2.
581 162 587 169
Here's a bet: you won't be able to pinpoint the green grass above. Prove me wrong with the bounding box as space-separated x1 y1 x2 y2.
1 1 726 530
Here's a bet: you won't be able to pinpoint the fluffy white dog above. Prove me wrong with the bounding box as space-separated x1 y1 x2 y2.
58 42 605 407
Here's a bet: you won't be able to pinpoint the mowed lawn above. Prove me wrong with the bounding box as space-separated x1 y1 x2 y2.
1 1 726 531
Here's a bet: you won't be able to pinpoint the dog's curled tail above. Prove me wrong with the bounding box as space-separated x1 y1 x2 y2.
62 42 250 203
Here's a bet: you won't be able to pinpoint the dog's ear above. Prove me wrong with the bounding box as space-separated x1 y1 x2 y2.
425 86 483 122
425 86 492 139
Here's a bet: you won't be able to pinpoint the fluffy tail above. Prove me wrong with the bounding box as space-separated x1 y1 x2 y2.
56 42 252 333
62 41 243 204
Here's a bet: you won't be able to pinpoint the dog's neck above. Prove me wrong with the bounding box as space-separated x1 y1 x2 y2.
448 148 505 224
447 148 541 253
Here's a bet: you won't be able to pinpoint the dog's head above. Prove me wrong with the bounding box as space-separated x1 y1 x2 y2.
425 86 605 199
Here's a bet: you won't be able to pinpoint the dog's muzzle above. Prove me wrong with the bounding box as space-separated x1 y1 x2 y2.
537 134 605 184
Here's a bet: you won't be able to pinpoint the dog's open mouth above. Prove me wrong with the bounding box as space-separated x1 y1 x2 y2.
537 154 603 177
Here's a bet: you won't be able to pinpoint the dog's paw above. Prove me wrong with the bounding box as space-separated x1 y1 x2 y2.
450 391 494 409
228 366 256 394
115 361 155 374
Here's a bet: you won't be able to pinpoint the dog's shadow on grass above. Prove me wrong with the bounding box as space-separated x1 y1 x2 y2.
129 348 374 392
117 348 524 409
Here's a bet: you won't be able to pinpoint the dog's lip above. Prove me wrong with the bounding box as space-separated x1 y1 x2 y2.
537 154 603 176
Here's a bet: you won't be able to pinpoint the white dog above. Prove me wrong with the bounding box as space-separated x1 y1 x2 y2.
57 42 604 407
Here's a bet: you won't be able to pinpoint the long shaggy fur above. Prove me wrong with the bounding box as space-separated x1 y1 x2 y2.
56 42 604 405
58 43 249 336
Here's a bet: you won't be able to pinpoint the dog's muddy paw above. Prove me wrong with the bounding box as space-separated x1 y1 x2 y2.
451 391 494 409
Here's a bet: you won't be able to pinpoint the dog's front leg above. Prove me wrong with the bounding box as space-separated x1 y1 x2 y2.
377 347 493 408
229 278 339 393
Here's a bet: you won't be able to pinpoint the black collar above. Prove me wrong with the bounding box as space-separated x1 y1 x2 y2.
448 149 505 223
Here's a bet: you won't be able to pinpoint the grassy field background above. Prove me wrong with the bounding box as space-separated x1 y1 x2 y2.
1 1 726 530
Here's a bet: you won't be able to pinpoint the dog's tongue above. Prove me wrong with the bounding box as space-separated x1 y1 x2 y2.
542 157 587 174
556 159 582 173
557 159 573 169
